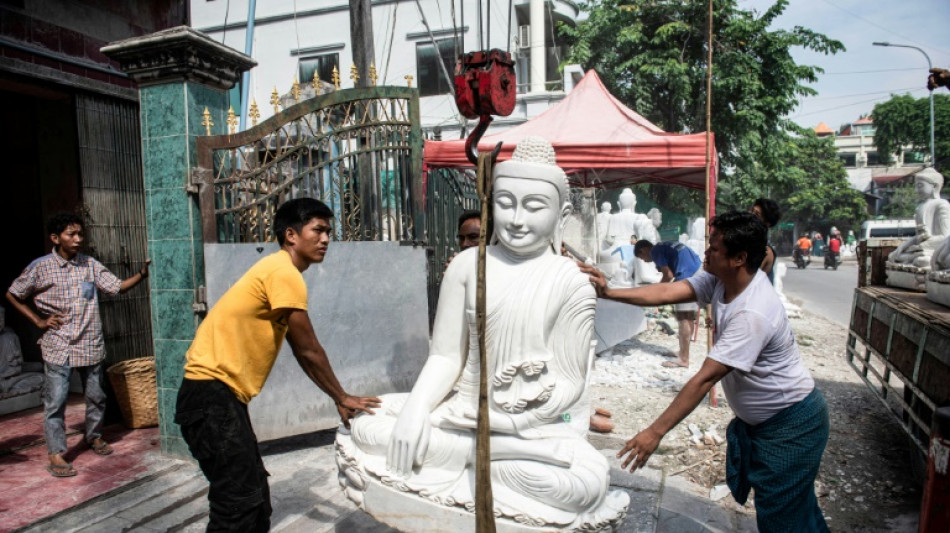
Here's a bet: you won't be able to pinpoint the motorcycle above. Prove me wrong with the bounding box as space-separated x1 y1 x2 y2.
824 251 840 270
793 248 811 269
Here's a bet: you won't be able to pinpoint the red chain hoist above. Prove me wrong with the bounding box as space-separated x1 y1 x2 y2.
454 49 517 165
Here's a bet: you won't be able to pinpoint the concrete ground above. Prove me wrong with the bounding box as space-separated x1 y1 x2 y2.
18 430 757 533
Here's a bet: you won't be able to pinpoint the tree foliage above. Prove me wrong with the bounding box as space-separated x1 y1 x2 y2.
560 0 869 229
561 0 843 176
872 92 950 170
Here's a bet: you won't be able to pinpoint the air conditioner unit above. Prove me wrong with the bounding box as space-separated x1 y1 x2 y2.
518 25 531 49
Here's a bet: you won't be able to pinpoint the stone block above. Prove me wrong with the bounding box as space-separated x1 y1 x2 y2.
204 242 430 440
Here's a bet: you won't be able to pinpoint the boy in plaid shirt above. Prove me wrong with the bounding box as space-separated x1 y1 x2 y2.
6 213 150 477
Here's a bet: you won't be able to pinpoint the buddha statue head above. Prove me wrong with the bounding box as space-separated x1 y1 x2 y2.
492 136 571 256
648 207 662 228
600 201 611 214
618 188 637 211
916 167 944 201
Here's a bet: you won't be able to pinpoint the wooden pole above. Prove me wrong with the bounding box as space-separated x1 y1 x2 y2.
475 151 497 532
704 0 718 407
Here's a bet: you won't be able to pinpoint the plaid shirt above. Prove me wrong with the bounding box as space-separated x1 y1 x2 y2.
8 251 121 367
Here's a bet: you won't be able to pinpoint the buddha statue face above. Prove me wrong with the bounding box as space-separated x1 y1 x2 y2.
493 177 564 255
914 168 944 201
600 201 611 214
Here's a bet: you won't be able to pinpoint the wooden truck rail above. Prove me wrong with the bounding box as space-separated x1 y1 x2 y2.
847 286 950 453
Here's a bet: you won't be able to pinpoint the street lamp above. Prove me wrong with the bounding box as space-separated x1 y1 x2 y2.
873 41 935 166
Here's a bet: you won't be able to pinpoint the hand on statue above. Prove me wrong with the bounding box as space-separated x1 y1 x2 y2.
336 394 381 429
617 427 664 472
387 402 431 476
577 261 607 297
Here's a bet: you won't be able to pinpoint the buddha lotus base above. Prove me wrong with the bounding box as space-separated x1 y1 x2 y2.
885 265 927 292
336 431 629 533
926 276 950 308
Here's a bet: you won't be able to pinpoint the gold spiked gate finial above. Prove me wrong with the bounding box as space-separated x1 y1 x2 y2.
227 106 238 134
201 107 213 135
332 66 341 89
291 77 301 102
369 63 378 86
270 87 281 114
404 74 414 88
312 70 321 91
350 63 359 85
249 100 260 126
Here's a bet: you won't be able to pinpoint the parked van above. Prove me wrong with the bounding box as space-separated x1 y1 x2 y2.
859 219 916 240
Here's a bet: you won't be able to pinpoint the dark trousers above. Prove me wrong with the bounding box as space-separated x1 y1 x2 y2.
175 379 271 532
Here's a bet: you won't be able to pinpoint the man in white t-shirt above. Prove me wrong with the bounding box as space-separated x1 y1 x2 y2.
579 211 829 533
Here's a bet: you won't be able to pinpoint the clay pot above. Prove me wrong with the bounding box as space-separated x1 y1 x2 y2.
590 408 614 433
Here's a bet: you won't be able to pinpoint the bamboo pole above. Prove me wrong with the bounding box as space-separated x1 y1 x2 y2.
475 151 497 532
705 0 718 407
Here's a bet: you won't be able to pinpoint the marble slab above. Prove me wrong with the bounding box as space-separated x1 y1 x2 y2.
594 298 646 353
204 242 430 441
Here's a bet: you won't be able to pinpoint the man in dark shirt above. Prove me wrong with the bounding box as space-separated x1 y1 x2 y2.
634 240 702 368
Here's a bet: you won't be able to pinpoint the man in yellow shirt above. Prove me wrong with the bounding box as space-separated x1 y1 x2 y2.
175 198 380 531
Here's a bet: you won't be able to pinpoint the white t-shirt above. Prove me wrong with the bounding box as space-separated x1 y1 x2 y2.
687 270 814 425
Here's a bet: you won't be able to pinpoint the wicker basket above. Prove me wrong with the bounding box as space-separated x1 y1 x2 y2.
107 357 158 429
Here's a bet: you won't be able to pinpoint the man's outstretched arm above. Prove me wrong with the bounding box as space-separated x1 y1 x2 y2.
618 358 732 471
284 309 381 427
578 261 697 306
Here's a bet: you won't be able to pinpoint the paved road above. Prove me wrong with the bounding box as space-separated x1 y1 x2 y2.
779 256 859 326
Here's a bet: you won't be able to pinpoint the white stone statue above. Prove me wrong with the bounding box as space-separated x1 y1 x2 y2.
644 208 663 244
596 201 612 249
604 189 650 245
927 234 950 307
685 217 706 258
599 234 635 288
0 308 44 401
336 137 629 531
887 168 950 291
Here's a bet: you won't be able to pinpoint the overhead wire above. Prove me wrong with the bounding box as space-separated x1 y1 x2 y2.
382 3 399 83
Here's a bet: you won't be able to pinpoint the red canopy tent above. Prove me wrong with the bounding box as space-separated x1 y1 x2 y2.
423 70 718 206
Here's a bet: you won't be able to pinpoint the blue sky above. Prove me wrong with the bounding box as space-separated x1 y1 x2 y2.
742 0 950 132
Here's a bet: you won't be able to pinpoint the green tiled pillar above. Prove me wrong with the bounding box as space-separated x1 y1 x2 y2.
103 28 256 457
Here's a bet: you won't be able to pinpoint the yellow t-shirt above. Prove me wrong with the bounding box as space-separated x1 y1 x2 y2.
184 250 308 403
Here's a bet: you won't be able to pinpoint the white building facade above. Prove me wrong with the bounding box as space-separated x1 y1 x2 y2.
189 0 583 139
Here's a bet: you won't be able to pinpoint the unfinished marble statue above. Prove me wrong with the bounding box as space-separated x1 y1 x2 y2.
336 137 630 532
686 217 706 258
887 168 950 291
927 236 950 307
599 234 635 288
772 262 803 319
0 308 44 402
644 208 663 244
596 201 612 249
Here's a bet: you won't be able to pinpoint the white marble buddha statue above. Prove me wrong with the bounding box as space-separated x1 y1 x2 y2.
336 137 629 531
927 229 950 307
887 168 950 291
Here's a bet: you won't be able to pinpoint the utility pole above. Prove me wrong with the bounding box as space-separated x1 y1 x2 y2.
349 0 378 238
350 0 376 88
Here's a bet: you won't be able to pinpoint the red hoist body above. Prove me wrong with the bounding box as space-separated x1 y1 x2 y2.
453 49 516 164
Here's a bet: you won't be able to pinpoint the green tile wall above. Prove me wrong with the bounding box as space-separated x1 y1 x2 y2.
139 80 228 457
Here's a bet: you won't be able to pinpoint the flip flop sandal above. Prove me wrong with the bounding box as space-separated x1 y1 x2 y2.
47 463 77 477
90 440 114 456
661 361 688 368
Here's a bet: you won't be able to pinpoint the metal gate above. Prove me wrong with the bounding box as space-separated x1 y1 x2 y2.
194 86 423 245
424 167 479 279
75 93 152 365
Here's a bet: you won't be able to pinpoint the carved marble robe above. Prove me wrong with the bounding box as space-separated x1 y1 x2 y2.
891 198 950 266
346 250 615 526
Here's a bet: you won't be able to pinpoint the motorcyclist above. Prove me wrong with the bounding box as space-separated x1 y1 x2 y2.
795 234 813 268
826 233 842 269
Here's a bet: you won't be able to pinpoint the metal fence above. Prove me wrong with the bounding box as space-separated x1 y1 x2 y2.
195 86 424 245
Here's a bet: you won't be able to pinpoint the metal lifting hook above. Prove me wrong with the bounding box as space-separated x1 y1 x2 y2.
465 115 503 166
